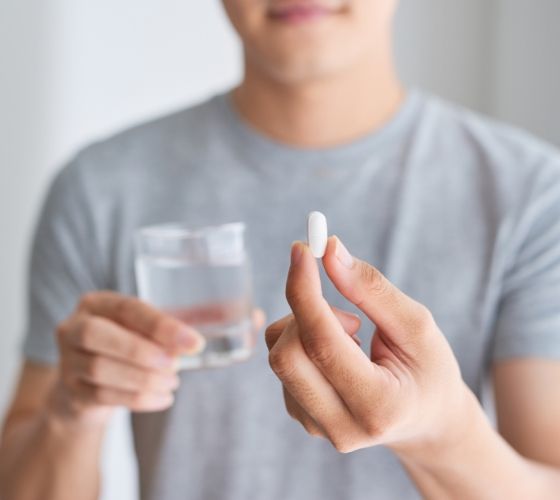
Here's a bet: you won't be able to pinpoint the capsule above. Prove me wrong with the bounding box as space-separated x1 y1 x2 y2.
307 211 328 258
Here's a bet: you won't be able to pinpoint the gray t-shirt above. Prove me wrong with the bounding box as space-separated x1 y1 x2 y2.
23 89 560 500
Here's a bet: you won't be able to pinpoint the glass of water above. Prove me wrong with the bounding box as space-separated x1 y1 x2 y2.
134 222 255 370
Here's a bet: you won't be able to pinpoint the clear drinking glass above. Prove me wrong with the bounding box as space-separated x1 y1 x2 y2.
134 222 255 370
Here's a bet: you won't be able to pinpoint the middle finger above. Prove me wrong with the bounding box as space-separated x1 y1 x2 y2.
69 350 180 394
269 320 363 445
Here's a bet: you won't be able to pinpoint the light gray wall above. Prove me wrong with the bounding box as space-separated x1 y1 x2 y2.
0 0 52 423
1 2 559 499
490 0 560 146
395 0 496 113
0 2 241 499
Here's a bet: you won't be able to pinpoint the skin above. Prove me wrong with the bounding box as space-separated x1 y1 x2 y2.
2 0 560 498
266 237 560 498
0 292 264 500
224 0 403 147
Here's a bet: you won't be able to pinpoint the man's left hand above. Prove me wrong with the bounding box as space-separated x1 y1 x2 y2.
265 236 478 455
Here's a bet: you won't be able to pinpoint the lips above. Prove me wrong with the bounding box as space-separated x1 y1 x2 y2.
268 1 340 23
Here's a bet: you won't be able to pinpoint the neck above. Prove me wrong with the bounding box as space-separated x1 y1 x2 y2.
232 51 404 148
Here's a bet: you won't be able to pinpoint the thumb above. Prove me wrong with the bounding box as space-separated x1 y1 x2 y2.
322 236 433 345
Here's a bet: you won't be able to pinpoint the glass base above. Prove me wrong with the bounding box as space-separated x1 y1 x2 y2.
178 317 255 370
178 346 253 370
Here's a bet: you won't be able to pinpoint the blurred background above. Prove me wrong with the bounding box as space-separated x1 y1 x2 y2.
1 1 559 499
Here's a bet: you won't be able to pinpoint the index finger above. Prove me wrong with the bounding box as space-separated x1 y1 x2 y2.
78 291 204 354
285 242 382 412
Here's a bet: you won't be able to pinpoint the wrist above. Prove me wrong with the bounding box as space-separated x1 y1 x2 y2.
45 381 112 435
391 383 487 467
390 385 542 500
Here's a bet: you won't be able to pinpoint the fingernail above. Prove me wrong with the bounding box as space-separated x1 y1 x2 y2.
291 241 303 266
335 236 354 269
177 326 206 354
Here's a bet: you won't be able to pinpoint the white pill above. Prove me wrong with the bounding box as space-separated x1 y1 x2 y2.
307 211 328 258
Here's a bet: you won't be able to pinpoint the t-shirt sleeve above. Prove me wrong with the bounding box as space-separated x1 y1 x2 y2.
22 156 106 365
492 159 560 361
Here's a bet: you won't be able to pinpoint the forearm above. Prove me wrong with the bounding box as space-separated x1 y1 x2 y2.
0 410 105 500
394 394 560 500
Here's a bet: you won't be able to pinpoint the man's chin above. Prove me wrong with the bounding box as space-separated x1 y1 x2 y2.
260 59 345 86
249 45 354 85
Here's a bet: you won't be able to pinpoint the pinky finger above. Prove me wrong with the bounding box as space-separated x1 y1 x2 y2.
283 386 325 438
76 380 174 412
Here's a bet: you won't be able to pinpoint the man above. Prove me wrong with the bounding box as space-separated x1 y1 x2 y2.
2 0 560 499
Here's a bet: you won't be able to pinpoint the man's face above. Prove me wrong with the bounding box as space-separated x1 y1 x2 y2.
222 0 397 84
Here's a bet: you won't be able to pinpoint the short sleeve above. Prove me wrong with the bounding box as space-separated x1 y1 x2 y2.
22 156 105 365
492 160 560 361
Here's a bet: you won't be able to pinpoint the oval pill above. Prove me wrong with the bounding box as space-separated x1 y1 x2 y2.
307 211 328 258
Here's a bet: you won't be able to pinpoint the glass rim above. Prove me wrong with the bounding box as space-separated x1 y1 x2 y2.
136 221 246 240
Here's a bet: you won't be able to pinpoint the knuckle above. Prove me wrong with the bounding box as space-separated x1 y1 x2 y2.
265 320 290 350
302 420 321 437
60 370 76 389
415 304 435 333
361 416 386 439
130 392 148 408
58 352 71 373
308 427 324 438
326 428 369 454
284 286 299 309
124 339 143 362
77 317 99 349
78 292 96 311
302 336 336 369
55 320 69 343
268 347 295 380
285 403 298 421
284 394 301 421
91 385 106 403
285 284 311 311
139 372 156 391
264 327 276 349
117 296 148 327
86 356 104 379
329 436 356 454
115 296 135 319
359 263 387 296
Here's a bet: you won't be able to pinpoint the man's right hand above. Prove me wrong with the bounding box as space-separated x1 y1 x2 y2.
49 291 206 427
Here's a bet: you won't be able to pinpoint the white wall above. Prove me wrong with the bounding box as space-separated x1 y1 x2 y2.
1 2 559 499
